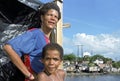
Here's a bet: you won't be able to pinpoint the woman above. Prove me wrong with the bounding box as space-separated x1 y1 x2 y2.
3 2 61 81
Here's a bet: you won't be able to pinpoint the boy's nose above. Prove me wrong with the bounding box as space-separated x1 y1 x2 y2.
49 59 54 64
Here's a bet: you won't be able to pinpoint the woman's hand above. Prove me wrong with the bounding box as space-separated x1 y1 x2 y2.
25 73 35 80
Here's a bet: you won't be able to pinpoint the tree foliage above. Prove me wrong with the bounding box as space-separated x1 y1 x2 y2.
90 54 105 63
63 53 117 66
63 53 76 61
112 61 120 68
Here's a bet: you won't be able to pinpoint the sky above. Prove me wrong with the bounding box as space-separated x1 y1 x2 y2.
40 0 120 61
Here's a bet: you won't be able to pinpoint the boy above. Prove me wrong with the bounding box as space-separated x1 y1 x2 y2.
37 43 66 81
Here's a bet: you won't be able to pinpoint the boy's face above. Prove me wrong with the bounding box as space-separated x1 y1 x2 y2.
42 49 62 74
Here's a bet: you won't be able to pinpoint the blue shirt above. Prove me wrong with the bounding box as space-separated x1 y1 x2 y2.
7 28 49 73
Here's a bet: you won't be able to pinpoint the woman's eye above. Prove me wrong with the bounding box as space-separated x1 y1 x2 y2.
47 14 52 16
46 14 58 19
45 58 50 60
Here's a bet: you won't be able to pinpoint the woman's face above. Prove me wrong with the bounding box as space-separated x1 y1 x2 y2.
41 9 59 29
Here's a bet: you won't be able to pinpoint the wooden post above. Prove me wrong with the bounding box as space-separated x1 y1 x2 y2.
54 0 63 46
54 0 63 69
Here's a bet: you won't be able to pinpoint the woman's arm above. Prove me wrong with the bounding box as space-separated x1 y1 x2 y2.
3 44 34 80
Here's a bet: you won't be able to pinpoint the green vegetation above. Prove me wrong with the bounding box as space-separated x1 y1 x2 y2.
63 53 120 68
63 53 76 61
112 61 120 69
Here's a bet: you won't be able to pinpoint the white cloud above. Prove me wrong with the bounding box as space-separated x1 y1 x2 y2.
63 33 120 60
63 36 75 54
83 52 91 57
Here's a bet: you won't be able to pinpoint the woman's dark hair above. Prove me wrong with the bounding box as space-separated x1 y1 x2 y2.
39 2 61 20
31 2 61 28
42 43 63 60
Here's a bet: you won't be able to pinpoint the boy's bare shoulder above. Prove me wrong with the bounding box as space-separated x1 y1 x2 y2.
57 69 66 77
57 69 65 73
37 72 47 81
38 72 44 76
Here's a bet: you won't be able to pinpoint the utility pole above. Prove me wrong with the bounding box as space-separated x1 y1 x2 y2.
76 44 84 59
80 45 84 57
77 45 80 57
76 45 80 62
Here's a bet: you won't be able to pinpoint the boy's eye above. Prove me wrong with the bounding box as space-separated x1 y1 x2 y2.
45 57 60 61
53 58 60 61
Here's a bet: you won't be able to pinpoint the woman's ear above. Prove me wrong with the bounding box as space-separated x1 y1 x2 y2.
40 15 43 22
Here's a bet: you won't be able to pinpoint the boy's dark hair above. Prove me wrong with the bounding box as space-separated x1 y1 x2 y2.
39 2 61 20
42 43 63 60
